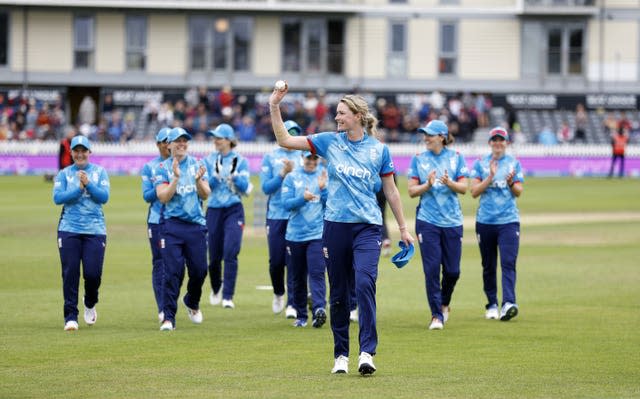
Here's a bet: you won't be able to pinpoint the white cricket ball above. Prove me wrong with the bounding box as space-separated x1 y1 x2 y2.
275 80 286 91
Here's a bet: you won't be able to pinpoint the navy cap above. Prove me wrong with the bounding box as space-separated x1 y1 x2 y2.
302 151 317 159
167 127 192 142
489 127 509 141
418 120 448 136
155 127 171 142
71 135 91 151
391 241 415 269
284 120 301 136
208 123 236 141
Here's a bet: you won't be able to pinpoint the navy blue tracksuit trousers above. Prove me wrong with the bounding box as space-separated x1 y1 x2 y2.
207 203 244 300
476 222 520 307
267 219 294 305
161 218 208 326
57 232 106 323
288 239 326 322
324 221 382 358
416 220 462 322
147 222 165 313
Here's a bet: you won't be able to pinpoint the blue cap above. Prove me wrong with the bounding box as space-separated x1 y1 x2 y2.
208 123 236 141
489 127 509 141
167 127 192 142
284 120 301 136
70 135 91 151
418 120 448 136
391 241 415 269
155 127 171 142
302 151 317 159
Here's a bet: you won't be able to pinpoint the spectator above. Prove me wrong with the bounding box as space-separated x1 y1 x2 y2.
608 126 629 178
236 115 257 142
573 103 587 143
78 96 97 126
557 121 573 144
538 126 558 146
58 126 77 170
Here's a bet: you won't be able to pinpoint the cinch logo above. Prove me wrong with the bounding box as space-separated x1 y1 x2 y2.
336 164 372 179
176 184 197 195
490 180 508 189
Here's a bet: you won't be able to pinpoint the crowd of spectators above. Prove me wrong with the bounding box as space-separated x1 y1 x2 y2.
1 87 493 145
3 86 638 145
0 92 67 141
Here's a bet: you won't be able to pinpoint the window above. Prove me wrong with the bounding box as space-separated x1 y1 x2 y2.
74 15 94 69
439 22 457 75
327 20 344 74
282 21 301 72
189 16 253 72
307 20 323 73
0 12 7 66
388 21 407 77
282 18 344 75
546 25 584 76
126 16 147 70
190 17 208 70
213 18 229 70
232 18 251 71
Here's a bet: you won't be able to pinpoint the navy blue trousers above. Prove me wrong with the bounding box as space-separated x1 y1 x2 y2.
416 220 462 322
476 222 520 307
57 232 106 322
266 219 294 304
147 222 165 313
287 239 326 321
207 203 244 300
324 221 381 358
161 218 208 325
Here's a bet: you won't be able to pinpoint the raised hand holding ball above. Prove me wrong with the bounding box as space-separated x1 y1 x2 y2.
274 80 287 91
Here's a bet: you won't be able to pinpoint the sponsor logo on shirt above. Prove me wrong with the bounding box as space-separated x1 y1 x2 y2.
176 184 197 196
335 164 372 179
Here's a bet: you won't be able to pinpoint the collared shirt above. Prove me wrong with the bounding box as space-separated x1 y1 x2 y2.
155 155 208 226
203 150 250 209
260 148 303 220
282 167 327 242
470 154 524 224
408 148 469 227
141 155 168 224
53 163 110 234
308 131 393 225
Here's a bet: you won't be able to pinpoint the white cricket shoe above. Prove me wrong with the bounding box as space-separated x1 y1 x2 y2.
358 352 376 375
158 311 165 323
428 317 444 330
349 309 359 323
222 299 235 309
485 305 499 320
183 298 203 324
272 294 285 314
331 355 349 374
209 290 222 306
160 320 174 331
442 305 450 323
292 319 307 327
64 320 79 331
84 306 97 325
285 305 297 319
500 302 519 321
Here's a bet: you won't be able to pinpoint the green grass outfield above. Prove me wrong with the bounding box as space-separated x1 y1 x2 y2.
1 176 639 398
